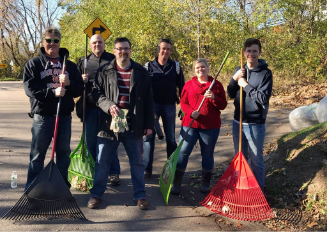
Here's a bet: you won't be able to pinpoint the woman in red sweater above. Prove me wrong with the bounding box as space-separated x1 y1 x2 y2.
171 58 227 194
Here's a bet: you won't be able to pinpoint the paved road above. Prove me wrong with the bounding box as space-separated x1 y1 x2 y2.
0 81 292 231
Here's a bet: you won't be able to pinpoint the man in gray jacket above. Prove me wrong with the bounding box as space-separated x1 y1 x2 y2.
87 37 154 210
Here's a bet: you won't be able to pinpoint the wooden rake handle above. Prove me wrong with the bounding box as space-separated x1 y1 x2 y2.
82 34 88 160
239 49 244 153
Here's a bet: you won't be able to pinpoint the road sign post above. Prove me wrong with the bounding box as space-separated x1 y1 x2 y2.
84 18 112 41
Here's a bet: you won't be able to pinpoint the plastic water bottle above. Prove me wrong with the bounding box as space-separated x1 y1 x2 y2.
11 171 17 188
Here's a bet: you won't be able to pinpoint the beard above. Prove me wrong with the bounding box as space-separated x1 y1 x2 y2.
117 53 129 62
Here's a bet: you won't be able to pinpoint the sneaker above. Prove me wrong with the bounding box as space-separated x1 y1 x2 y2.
170 184 181 194
200 185 210 193
110 174 120 186
144 172 152 180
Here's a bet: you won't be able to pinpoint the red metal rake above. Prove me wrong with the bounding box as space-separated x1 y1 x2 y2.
200 48 274 221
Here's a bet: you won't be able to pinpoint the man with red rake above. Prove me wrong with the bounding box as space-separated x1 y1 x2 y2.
227 38 273 192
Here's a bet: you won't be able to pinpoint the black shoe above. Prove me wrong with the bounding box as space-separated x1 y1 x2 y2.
171 184 181 194
137 199 149 210
87 197 100 209
110 174 120 186
144 172 152 180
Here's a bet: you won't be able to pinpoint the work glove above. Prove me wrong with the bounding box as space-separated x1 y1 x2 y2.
178 109 184 120
110 109 129 133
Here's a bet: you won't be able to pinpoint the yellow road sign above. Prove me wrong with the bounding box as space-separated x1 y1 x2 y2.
0 64 7 68
84 18 112 41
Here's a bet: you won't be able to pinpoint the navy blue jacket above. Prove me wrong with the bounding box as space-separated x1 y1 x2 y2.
145 58 185 105
227 59 273 124
23 47 84 116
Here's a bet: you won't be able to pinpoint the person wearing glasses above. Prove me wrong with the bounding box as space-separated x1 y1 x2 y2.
23 26 84 190
76 34 121 186
143 39 185 180
87 37 154 210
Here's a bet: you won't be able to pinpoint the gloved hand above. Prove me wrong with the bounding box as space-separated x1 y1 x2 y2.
110 109 129 133
178 109 184 120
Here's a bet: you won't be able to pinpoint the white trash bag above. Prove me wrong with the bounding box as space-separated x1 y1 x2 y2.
289 103 319 132
316 96 327 123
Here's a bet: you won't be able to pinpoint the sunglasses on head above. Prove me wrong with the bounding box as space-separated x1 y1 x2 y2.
44 39 60 44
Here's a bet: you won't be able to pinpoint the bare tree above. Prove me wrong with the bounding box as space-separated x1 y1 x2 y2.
0 0 61 74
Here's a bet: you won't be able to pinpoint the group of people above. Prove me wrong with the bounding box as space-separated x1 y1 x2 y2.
23 26 273 211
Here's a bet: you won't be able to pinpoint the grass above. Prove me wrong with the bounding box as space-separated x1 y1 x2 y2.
0 77 22 81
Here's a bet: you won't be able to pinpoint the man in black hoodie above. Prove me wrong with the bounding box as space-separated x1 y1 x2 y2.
227 38 273 192
23 26 84 190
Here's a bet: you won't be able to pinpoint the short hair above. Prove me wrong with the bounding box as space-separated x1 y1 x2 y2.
244 38 261 52
157 39 172 53
114 37 131 47
193 58 209 73
42 26 61 40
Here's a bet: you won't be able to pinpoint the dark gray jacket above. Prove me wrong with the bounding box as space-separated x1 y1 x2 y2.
227 59 273 124
77 51 115 109
92 59 154 139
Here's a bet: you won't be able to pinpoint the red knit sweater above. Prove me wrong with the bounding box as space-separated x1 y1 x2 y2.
181 76 227 129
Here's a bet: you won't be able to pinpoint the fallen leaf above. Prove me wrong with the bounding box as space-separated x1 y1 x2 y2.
218 219 224 222
225 221 230 225
236 222 244 228
3 149 13 152
307 221 318 228
224 132 231 136
145 215 150 218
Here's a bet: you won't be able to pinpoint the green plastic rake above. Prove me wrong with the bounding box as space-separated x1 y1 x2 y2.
68 132 95 192
68 34 95 192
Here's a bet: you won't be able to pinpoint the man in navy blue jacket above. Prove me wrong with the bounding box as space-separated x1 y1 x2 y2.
227 38 273 192
144 39 185 179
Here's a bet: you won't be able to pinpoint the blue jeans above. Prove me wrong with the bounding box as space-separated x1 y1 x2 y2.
232 120 266 191
85 108 120 175
144 103 177 174
25 114 72 190
90 131 146 200
176 126 220 171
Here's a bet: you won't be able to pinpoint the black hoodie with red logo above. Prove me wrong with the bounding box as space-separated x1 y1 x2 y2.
23 47 84 116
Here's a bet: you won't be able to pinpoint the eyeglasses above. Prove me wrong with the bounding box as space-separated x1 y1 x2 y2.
44 39 60 44
114 47 131 51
